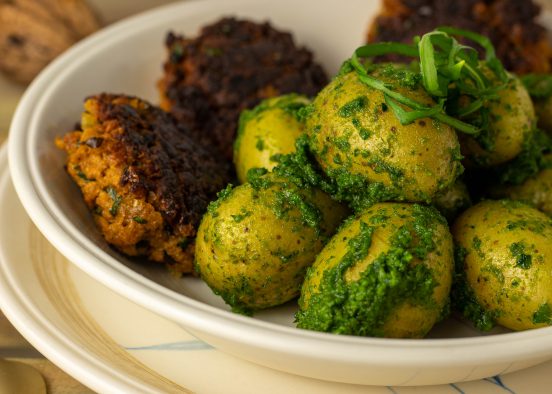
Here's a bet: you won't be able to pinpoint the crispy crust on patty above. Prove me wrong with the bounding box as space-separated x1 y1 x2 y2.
56 94 232 274
367 0 552 74
158 17 328 160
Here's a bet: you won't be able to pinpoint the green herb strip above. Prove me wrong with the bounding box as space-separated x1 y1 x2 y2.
350 52 479 134
350 26 513 135
105 186 122 216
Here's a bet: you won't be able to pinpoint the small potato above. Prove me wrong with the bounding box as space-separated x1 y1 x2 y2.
460 75 536 167
296 203 453 338
305 64 463 203
195 173 348 313
432 180 472 222
452 200 552 331
234 94 309 183
491 155 552 216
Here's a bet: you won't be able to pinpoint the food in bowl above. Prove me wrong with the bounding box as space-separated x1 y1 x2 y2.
452 200 552 331
195 172 348 313
296 203 453 338
54 10 552 340
366 0 552 74
233 94 310 184
158 17 329 160
304 62 462 203
55 94 232 273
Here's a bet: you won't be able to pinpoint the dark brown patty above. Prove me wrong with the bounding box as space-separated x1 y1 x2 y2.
367 0 552 74
158 17 328 160
56 94 232 273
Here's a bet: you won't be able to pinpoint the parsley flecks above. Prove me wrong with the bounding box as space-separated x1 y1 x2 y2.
132 216 147 224
105 186 122 216
338 96 367 118
533 303 552 325
509 242 532 269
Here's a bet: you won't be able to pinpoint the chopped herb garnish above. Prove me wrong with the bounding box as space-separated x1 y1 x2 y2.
349 26 510 135
73 165 94 182
133 216 147 224
105 186 122 216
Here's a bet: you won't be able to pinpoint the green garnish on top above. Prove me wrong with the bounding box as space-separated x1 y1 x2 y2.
348 27 509 135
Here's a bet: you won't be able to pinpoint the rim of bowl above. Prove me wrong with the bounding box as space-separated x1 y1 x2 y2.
8 0 552 366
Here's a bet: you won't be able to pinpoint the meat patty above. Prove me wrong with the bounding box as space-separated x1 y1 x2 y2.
56 94 232 274
158 17 328 160
367 0 552 74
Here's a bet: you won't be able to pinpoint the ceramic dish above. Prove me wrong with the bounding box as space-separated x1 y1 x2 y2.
8 0 552 386
1 144 551 392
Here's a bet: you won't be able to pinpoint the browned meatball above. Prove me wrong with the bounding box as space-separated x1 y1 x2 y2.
367 0 552 74
56 94 232 274
158 17 328 160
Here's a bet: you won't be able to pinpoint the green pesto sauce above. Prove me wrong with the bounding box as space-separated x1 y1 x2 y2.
213 274 255 315
338 96 368 118
521 74 552 100
246 167 323 232
533 303 552 325
509 242 532 269
451 245 498 331
206 184 234 218
494 129 552 186
271 134 402 212
234 94 309 155
295 205 440 336
255 138 265 151
231 208 251 223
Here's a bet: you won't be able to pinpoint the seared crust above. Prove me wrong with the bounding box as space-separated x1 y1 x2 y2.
158 17 328 160
56 94 232 274
367 0 552 74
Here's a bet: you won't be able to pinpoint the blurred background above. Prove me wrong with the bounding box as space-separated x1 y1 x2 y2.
0 0 175 140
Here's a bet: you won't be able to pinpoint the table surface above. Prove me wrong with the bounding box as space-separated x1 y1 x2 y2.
1 0 552 392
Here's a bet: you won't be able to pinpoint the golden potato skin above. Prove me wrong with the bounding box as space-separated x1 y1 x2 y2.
195 175 348 313
297 203 453 338
452 200 552 331
461 75 536 167
234 94 309 184
305 66 463 203
432 180 472 222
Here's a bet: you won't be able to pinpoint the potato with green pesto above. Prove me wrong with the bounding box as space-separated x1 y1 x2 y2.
432 180 472 222
460 74 536 167
296 203 453 338
520 73 552 135
234 94 310 183
490 155 552 216
452 200 552 331
305 64 463 203
195 173 348 313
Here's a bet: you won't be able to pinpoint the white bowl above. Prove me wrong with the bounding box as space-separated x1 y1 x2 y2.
8 0 552 386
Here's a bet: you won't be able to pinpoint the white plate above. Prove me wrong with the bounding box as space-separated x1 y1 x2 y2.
7 0 552 386
2 143 552 393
